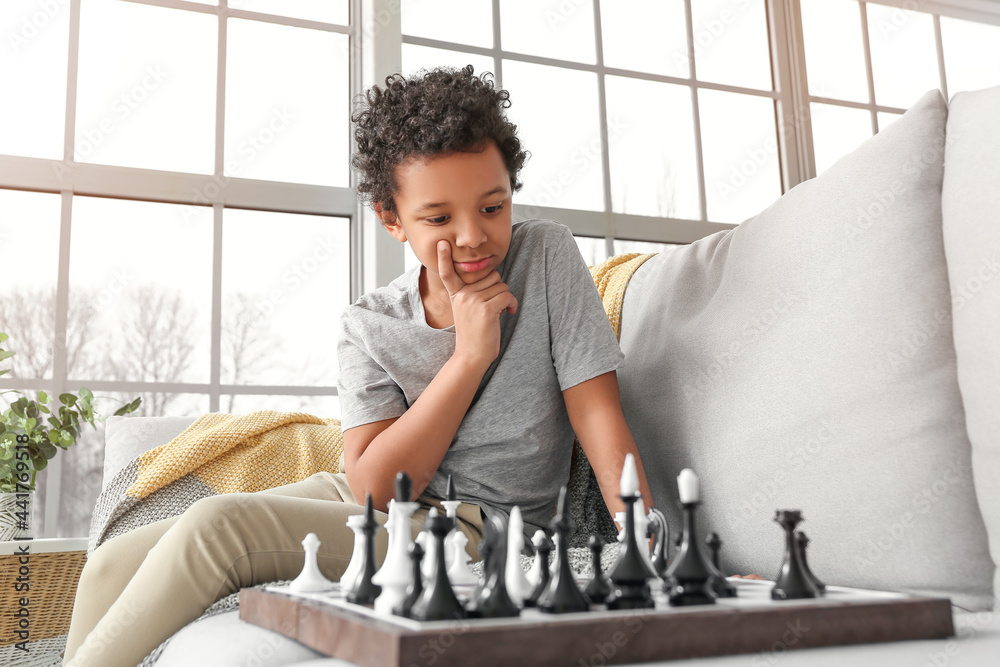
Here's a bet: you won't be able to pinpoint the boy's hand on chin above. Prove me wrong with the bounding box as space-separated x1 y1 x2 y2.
438 241 518 368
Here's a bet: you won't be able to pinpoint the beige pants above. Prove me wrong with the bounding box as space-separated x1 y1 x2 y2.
63 472 484 667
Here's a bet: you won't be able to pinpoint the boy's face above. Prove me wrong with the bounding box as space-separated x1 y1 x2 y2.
380 141 513 287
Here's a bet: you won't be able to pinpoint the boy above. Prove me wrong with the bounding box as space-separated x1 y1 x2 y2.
64 65 652 667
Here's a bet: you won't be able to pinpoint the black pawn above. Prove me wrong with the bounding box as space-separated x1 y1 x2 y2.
664 500 716 606
648 508 670 578
705 532 737 598
538 487 591 614
797 531 827 594
771 510 819 600
410 511 467 621
584 535 612 604
347 494 382 605
606 491 655 610
467 515 520 618
523 532 552 608
394 541 425 618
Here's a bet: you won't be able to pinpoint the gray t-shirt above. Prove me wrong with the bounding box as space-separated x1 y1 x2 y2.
337 219 624 535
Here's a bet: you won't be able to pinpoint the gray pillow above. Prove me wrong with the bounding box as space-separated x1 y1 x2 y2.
941 84 1000 604
102 415 198 490
617 89 995 611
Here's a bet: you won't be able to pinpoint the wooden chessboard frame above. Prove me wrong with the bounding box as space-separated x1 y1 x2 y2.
239 579 954 667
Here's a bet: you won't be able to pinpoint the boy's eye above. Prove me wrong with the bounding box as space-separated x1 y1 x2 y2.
481 203 504 215
426 215 449 224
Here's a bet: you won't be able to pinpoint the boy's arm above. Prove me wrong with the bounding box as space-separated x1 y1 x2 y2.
563 370 654 517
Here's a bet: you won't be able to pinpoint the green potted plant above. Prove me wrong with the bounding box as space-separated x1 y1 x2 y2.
0 332 141 539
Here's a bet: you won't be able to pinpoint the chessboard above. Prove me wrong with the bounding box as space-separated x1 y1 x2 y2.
238 577 954 667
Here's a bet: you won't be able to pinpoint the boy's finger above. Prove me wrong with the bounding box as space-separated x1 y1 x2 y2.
436 241 466 296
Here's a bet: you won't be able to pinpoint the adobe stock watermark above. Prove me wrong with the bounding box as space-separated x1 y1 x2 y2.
869 0 921 41
247 232 342 326
576 608 654 667
70 599 145 667
179 106 296 223
750 618 811 666
923 601 997 667
672 0 755 74
7 0 69 54
53 64 170 182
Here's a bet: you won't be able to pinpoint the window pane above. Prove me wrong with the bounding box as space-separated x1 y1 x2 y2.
67 197 213 383
0 190 61 379
504 61 603 212
402 0 492 47
225 18 350 186
941 17 1000 94
401 44 495 78
692 0 772 91
500 0 596 64
229 0 347 24
76 0 216 173
699 89 781 224
601 0 688 79
221 210 349 387
800 0 868 103
866 4 940 109
606 76 699 220
222 394 340 417
0 2 69 159
614 239 678 255
574 235 608 266
810 103 873 176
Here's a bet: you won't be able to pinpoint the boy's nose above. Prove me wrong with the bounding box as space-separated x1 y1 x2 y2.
453 216 488 248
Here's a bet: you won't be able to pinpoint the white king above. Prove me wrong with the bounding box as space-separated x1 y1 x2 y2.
621 453 639 496
678 468 699 504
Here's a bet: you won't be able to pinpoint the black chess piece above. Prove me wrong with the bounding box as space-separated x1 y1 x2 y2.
523 532 552 608
705 532 737 598
606 490 655 610
467 515 520 618
538 487 591 613
446 474 456 501
584 534 612 604
396 471 412 503
797 531 827 594
771 510 819 600
395 541 425 618
648 508 670 578
347 494 382 605
410 510 468 621
664 498 716 606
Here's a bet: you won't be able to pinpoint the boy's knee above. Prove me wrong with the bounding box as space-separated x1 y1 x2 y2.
179 493 258 535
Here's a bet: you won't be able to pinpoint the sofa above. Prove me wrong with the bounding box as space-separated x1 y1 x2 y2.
88 83 1000 666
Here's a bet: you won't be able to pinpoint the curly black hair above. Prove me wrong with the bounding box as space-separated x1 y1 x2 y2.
351 65 528 214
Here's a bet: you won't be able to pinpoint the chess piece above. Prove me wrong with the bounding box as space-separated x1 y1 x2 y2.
614 500 658 579
705 532 737 598
288 533 335 593
797 531 827 594
374 473 419 614
410 508 467 621
339 514 367 591
468 515 520 618
606 455 655 610
771 510 819 600
584 534 612 605
416 531 434 581
505 506 531 606
447 530 479 586
523 530 552 608
665 469 716 606
441 474 462 570
538 487 591 614
648 508 670 578
347 494 382 605
395 541 425 618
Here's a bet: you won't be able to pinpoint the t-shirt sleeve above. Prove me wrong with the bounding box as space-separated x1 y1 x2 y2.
543 224 625 391
336 309 409 430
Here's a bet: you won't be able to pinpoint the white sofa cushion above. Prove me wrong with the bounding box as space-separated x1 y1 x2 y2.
617 89 995 610
941 83 1000 603
102 415 197 490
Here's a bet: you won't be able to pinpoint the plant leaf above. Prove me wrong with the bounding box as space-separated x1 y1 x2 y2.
38 390 48 403
0 332 8 343
0 369 9 377
0 350 15 363
59 393 78 407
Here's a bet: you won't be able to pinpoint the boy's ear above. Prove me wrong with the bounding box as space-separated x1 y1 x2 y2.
374 203 407 243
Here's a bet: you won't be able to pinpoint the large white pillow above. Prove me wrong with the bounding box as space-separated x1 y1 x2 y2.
617 90 995 611
102 415 197 490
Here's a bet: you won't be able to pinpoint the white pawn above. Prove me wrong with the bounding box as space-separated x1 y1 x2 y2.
289 533 335 593
374 497 418 614
417 531 434 582
505 506 531 605
340 514 367 591
447 531 479 585
526 529 548 586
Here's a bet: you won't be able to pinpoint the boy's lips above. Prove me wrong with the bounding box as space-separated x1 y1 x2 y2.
455 256 493 273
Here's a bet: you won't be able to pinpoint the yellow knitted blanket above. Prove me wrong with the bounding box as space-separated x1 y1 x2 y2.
88 252 654 554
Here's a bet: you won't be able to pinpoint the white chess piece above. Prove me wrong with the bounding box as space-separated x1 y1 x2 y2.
289 533 335 593
526 529 547 586
505 506 531 605
373 498 418 614
440 499 462 570
447 531 479 585
340 514 367 591
417 531 434 582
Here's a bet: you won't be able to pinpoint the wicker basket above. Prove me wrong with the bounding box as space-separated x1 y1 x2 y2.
0 547 86 655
